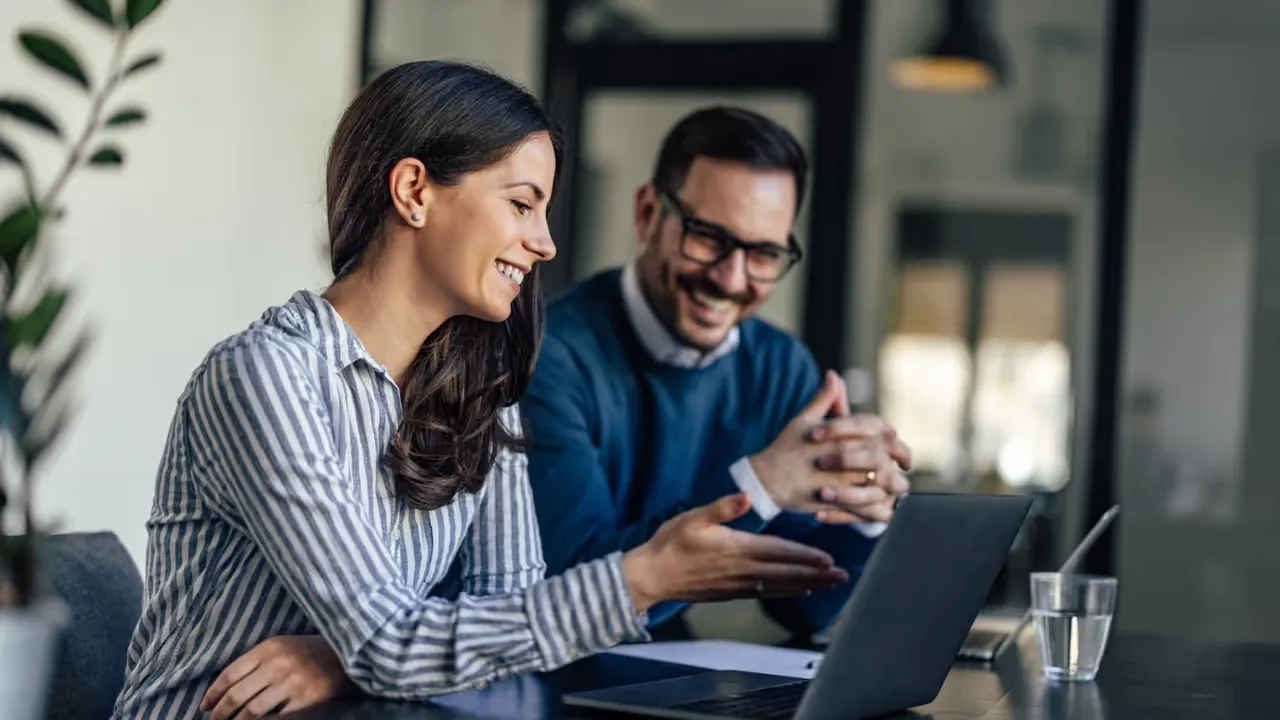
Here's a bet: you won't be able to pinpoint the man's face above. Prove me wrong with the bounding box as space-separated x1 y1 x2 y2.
633 157 798 352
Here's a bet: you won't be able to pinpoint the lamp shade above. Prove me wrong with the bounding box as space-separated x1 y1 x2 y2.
892 0 1009 91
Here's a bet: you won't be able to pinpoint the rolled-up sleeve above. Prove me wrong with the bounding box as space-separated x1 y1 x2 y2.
186 339 648 699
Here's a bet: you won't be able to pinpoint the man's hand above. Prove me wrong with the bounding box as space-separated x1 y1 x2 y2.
201 635 352 719
810 414 912 475
622 493 850 613
806 406 913 525
749 371 907 523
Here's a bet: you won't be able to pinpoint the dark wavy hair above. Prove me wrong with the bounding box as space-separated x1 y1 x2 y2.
325 60 559 511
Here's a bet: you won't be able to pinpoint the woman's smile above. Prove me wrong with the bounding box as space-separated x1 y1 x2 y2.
495 259 527 293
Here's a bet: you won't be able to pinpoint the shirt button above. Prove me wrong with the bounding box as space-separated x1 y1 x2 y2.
391 526 401 540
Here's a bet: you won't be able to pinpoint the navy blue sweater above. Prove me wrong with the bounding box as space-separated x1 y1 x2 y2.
521 269 876 634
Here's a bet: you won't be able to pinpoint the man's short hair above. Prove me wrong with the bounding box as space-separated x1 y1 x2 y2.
650 106 809 211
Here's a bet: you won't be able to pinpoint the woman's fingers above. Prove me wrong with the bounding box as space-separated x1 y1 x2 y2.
733 531 836 568
211 666 273 720
232 682 289 720
738 561 850 595
202 653 262 711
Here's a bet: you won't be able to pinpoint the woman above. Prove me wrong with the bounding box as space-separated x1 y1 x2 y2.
112 61 847 719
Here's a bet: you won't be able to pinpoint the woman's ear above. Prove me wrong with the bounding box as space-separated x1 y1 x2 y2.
389 158 431 227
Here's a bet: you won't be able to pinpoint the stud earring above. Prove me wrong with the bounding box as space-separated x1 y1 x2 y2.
410 212 422 223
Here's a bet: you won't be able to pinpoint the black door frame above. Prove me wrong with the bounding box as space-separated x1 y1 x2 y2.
1082 0 1143 575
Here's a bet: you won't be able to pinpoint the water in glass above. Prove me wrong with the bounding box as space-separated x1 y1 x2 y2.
1030 572 1117 682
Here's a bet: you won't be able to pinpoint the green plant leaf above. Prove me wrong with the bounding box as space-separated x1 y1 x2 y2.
88 145 124 166
123 53 161 77
0 135 22 167
69 0 117 28
20 331 88 473
5 290 69 349
0 205 41 265
0 308 24 440
37 330 91 409
24 395 75 472
24 416 68 473
0 98 62 139
125 0 165 28
18 32 91 90
0 380 23 443
105 107 146 127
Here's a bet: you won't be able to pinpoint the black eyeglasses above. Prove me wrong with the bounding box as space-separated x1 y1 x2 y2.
659 190 803 282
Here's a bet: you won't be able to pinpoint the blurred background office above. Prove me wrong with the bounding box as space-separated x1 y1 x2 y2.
2 0 1277 650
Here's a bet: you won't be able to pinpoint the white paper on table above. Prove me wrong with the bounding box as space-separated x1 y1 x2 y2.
605 640 822 680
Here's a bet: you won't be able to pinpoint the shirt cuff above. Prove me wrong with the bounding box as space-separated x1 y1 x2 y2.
729 457 893 536
729 456 782 522
526 552 650 669
853 521 888 538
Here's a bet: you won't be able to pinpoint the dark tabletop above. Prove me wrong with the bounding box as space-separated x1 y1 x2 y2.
285 632 1280 719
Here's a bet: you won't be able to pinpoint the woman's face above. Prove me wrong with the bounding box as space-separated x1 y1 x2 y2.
415 132 557 322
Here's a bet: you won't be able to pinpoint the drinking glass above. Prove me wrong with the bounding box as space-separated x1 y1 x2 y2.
1030 572 1117 681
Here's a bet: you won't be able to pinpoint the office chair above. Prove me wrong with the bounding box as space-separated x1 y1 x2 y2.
37 531 143 720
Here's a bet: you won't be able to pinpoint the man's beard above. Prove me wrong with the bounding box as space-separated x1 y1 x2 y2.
640 226 753 349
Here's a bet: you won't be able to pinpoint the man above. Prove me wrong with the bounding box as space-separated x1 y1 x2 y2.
522 106 912 640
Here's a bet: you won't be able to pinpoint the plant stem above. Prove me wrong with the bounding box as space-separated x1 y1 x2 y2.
17 482 33 603
4 26 132 609
19 162 37 208
38 29 129 212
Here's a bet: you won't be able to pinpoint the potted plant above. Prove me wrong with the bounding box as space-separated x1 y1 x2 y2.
0 0 164 717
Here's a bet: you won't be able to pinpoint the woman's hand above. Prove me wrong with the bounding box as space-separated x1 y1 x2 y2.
622 493 849 613
201 635 352 719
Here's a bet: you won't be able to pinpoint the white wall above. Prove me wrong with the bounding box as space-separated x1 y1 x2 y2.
1 0 359 564
370 0 542 91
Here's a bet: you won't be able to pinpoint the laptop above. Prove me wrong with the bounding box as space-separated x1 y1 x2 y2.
958 504 1120 662
564 492 1033 720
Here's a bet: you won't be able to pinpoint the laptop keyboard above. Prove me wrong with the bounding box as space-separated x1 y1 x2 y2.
670 680 808 719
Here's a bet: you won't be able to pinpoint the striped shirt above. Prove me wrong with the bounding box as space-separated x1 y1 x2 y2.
113 290 649 719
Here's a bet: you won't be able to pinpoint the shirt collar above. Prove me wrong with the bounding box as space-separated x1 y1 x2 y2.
619 262 739 369
282 290 381 373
